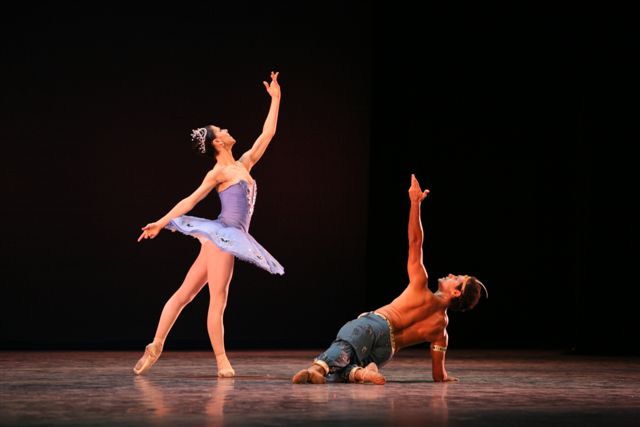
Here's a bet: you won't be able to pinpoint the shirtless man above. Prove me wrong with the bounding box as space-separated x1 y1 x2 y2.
292 174 487 384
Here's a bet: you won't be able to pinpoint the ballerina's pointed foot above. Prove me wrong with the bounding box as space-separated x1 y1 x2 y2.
133 342 163 375
216 355 235 378
217 368 236 378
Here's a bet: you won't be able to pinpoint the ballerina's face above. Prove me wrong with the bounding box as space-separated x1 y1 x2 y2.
212 125 236 148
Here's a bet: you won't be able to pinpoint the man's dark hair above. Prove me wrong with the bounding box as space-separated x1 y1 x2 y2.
448 276 483 312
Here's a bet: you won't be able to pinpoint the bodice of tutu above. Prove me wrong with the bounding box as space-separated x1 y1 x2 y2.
216 180 256 232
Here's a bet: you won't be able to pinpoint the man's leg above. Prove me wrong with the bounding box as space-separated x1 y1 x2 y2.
292 363 327 384
292 340 355 384
348 362 386 385
339 313 391 384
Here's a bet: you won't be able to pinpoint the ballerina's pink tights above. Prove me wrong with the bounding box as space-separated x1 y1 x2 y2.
150 241 234 371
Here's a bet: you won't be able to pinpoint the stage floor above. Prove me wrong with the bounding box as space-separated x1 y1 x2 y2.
1 349 638 426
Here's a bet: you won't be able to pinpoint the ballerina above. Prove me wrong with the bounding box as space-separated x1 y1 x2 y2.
134 71 283 377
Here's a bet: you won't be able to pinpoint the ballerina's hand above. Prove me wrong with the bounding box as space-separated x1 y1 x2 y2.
138 222 161 242
262 71 280 98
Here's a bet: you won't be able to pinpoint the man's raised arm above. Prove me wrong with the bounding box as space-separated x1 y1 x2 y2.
407 174 430 290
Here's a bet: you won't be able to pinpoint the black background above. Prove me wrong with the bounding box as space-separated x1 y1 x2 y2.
1 4 635 354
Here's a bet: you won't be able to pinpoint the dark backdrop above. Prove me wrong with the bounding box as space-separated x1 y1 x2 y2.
1 5 633 354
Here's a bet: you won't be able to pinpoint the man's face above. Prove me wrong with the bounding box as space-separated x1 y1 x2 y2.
438 274 467 295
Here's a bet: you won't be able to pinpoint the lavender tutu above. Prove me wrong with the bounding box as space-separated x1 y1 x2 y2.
165 180 284 275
